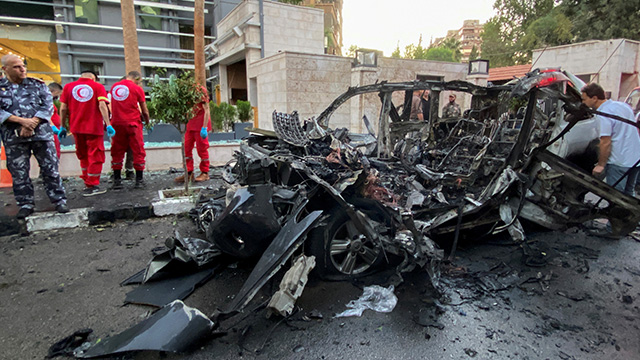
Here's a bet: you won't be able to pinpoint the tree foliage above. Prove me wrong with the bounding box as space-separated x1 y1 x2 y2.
439 37 462 62
481 0 640 67
345 44 358 58
148 71 205 132
481 0 567 66
278 0 303 4
425 47 455 62
391 43 401 58
147 71 207 193
560 0 640 41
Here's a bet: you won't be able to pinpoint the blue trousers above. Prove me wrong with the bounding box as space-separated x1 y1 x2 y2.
605 164 639 197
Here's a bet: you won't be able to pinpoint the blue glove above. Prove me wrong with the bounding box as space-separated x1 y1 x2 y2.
106 125 116 138
51 125 60 135
200 127 208 139
58 126 67 139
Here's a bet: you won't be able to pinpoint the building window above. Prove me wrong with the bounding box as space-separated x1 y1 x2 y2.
74 0 99 24
78 61 104 82
140 1 162 30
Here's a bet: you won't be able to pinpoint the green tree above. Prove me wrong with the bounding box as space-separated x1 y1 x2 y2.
519 10 573 54
480 18 518 67
559 0 640 42
148 71 207 193
279 0 303 4
440 37 462 62
345 44 358 57
391 42 401 58
424 47 455 62
481 0 557 66
469 45 480 61
403 35 428 59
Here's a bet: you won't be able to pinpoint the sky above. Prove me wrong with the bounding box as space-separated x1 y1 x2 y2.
341 0 497 56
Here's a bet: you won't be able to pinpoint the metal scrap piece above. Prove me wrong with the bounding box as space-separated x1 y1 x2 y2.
272 111 310 146
125 268 215 307
222 208 323 315
267 255 316 317
75 300 215 358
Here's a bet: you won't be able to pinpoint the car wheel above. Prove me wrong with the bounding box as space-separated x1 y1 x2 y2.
307 207 383 280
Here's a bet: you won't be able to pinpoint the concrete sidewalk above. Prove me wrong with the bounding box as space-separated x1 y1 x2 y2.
0 168 224 236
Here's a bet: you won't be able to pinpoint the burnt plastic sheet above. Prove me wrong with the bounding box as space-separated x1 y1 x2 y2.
75 300 215 358
207 185 282 259
125 268 216 307
120 269 145 286
222 209 323 315
143 233 221 283
47 329 93 358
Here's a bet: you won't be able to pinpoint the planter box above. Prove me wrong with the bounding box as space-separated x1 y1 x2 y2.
152 187 203 216
234 122 252 139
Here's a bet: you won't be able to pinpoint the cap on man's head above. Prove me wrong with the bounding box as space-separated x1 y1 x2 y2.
81 70 99 81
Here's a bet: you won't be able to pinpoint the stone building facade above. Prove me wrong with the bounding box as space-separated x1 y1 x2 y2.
532 39 640 101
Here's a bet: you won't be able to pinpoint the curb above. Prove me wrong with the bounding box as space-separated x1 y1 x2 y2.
0 199 194 236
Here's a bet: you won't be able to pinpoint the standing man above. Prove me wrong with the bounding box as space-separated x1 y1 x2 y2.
442 93 461 118
175 89 211 183
421 89 431 123
581 83 640 196
0 54 68 218
109 71 149 189
60 70 114 196
409 90 424 121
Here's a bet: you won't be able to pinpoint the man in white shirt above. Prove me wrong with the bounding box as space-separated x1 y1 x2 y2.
581 83 640 196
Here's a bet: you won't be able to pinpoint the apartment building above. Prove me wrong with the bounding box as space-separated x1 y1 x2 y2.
0 0 216 89
433 19 483 63
301 0 343 56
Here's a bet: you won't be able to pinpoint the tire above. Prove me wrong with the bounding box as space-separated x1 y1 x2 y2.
306 206 384 280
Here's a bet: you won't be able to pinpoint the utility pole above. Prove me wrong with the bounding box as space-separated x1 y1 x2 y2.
194 0 206 86
120 0 141 74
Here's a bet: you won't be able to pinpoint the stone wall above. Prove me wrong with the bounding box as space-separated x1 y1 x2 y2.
248 52 473 133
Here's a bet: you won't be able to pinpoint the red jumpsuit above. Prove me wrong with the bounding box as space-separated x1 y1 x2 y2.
60 78 109 187
51 104 61 158
109 79 146 171
185 100 212 174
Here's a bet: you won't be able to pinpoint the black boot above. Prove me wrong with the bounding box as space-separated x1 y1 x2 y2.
112 170 123 190
134 170 145 189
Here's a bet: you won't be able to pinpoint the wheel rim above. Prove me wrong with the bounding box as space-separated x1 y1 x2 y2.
328 220 380 275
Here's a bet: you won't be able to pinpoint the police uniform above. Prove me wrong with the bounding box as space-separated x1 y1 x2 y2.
442 102 461 118
109 79 146 173
60 77 109 187
0 77 67 210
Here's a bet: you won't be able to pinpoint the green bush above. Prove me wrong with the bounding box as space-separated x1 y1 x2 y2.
236 100 253 123
210 102 224 132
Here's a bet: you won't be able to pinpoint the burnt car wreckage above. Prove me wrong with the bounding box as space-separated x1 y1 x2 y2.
60 69 640 357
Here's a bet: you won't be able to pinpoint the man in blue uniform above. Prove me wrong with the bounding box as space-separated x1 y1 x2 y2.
0 55 68 218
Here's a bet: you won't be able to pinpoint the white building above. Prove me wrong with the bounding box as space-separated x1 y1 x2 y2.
208 0 487 132
532 39 640 101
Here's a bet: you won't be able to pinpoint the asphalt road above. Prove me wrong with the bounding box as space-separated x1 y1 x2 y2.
1 216 639 360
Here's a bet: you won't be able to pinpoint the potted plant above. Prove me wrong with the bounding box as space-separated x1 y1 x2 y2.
147 71 207 195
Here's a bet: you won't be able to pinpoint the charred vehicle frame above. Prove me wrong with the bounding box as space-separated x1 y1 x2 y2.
192 69 640 302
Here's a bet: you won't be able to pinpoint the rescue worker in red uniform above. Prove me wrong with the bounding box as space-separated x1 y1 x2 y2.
60 70 114 196
175 89 211 183
109 71 149 189
48 82 63 158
